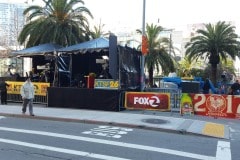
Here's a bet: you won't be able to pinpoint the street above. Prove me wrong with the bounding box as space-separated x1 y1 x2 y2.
0 116 237 160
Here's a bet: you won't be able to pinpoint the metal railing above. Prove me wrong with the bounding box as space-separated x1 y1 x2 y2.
7 94 47 105
145 88 181 111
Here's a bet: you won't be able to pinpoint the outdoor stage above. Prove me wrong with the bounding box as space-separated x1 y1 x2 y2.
47 87 123 111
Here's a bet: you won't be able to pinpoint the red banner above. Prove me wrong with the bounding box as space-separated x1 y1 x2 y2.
190 94 240 119
124 92 170 111
141 35 148 55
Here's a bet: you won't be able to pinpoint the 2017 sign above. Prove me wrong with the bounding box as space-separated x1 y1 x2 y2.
191 94 240 119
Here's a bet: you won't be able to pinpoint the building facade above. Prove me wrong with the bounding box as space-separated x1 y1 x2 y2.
0 0 27 47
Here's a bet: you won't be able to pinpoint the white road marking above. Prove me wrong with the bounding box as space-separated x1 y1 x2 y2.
0 138 130 160
216 141 231 160
82 126 132 138
0 126 215 160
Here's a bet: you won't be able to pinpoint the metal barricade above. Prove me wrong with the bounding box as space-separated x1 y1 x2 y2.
7 94 47 105
145 88 181 111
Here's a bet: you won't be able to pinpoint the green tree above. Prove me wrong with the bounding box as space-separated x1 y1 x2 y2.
177 56 205 77
88 22 108 39
185 21 240 86
137 23 176 87
18 0 93 47
178 56 195 77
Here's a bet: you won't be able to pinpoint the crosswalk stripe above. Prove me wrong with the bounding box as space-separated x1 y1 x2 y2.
0 126 215 160
216 141 231 160
0 138 131 160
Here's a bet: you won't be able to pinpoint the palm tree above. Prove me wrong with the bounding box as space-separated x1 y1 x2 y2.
88 22 108 39
18 0 93 47
185 21 240 86
137 23 176 87
178 56 195 77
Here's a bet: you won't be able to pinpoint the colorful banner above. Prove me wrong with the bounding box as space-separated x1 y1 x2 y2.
124 92 170 111
6 81 50 96
94 79 119 89
141 35 148 55
189 93 240 119
180 93 194 115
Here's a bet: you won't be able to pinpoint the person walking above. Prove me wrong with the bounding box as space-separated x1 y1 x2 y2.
20 77 35 116
0 81 9 104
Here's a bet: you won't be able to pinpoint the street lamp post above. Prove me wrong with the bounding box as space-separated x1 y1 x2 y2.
162 29 174 56
140 0 146 91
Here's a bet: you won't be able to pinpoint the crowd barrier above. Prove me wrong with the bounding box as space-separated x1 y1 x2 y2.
7 94 48 105
5 84 181 109
145 88 181 111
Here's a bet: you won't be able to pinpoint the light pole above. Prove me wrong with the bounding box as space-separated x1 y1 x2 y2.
140 0 146 91
162 29 174 56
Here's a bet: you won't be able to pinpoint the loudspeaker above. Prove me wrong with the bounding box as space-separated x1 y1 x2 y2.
181 81 200 93
109 34 117 80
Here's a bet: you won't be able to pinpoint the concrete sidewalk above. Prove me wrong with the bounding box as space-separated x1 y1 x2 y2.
0 103 231 139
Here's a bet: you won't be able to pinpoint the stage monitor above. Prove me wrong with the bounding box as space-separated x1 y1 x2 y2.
109 34 118 79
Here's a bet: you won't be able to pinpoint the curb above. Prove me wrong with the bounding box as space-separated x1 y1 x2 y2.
0 113 227 139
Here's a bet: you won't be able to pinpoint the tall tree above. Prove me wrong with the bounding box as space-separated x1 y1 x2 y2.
137 23 176 87
178 56 200 77
88 22 108 39
185 21 240 85
18 0 93 47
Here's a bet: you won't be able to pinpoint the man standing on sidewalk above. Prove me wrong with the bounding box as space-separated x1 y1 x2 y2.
20 77 35 116
0 81 9 104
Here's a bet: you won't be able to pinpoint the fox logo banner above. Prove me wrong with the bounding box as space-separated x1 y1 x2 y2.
125 92 170 111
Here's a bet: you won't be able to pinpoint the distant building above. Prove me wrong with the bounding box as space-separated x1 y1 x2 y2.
0 1 28 77
0 0 27 47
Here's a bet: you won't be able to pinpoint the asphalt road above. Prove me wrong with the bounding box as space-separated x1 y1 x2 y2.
0 116 237 160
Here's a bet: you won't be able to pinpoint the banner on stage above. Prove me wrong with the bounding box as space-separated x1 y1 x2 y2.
94 79 119 89
6 81 50 96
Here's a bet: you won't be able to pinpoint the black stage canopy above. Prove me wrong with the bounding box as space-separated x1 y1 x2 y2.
10 43 63 57
58 37 109 53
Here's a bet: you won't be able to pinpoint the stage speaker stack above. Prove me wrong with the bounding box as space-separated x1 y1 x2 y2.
181 81 200 93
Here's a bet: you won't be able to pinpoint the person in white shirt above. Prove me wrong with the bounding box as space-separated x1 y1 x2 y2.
20 77 35 116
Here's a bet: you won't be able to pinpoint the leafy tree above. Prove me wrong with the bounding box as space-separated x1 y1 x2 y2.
18 0 93 47
137 23 176 87
185 21 240 86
